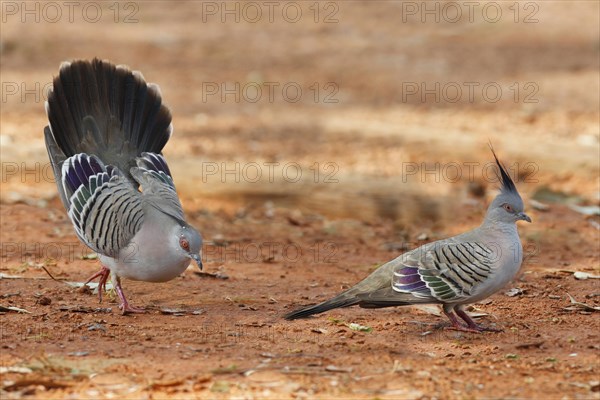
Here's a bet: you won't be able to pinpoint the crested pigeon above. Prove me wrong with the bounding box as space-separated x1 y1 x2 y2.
285 149 531 332
44 59 202 314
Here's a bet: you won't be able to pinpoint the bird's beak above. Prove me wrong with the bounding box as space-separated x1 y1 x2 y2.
517 212 532 223
190 253 203 270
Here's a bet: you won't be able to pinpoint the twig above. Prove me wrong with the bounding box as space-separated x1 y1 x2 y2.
41 265 60 282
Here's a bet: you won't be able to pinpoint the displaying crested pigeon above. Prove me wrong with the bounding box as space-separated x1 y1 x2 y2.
285 149 531 332
44 59 202 314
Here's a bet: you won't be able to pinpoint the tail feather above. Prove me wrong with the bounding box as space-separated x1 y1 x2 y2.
284 290 421 319
44 58 172 211
45 58 172 174
284 294 360 320
284 260 428 320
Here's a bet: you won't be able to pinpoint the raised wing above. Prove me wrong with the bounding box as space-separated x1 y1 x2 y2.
62 154 144 257
392 242 495 303
131 152 185 220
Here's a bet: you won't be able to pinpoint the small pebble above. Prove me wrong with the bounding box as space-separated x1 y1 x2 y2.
38 297 52 306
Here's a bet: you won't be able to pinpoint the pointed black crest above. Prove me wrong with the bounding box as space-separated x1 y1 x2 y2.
488 142 517 194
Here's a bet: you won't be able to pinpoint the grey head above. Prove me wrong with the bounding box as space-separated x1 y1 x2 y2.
146 198 203 269
485 146 532 224
160 211 203 270
176 222 203 270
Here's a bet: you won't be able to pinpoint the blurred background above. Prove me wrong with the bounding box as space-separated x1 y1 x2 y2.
1 1 598 227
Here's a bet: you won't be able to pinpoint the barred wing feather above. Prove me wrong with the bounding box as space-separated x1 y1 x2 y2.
62 154 144 257
393 242 494 303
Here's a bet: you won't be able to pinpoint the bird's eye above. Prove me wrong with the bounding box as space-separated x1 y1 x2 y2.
180 238 190 251
502 204 513 212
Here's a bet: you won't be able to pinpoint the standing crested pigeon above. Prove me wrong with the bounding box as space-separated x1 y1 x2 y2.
285 149 531 332
44 59 202 314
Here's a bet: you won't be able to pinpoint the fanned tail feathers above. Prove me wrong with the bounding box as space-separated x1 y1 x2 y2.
44 58 174 212
46 58 172 162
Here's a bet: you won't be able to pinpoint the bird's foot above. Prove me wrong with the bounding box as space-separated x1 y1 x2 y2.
113 276 144 315
82 266 111 303
118 302 146 315
470 324 503 333
448 323 503 333
443 308 485 333
455 309 503 333
445 324 482 334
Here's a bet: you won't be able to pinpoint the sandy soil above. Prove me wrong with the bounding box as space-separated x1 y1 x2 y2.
1 1 599 399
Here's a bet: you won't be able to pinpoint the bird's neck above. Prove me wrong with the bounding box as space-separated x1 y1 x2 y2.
479 218 519 237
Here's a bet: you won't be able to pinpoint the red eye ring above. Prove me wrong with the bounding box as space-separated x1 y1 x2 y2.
502 203 513 212
180 238 190 251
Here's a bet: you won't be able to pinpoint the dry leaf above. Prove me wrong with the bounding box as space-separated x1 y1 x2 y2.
0 305 31 314
564 293 600 312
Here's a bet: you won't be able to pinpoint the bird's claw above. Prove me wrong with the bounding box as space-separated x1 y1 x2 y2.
445 325 483 334
451 308 503 333
82 266 111 303
474 325 503 333
445 323 503 333
113 276 145 315
119 303 146 315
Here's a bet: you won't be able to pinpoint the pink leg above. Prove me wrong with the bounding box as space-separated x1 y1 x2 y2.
113 276 145 315
83 266 110 302
443 305 481 333
456 307 502 332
